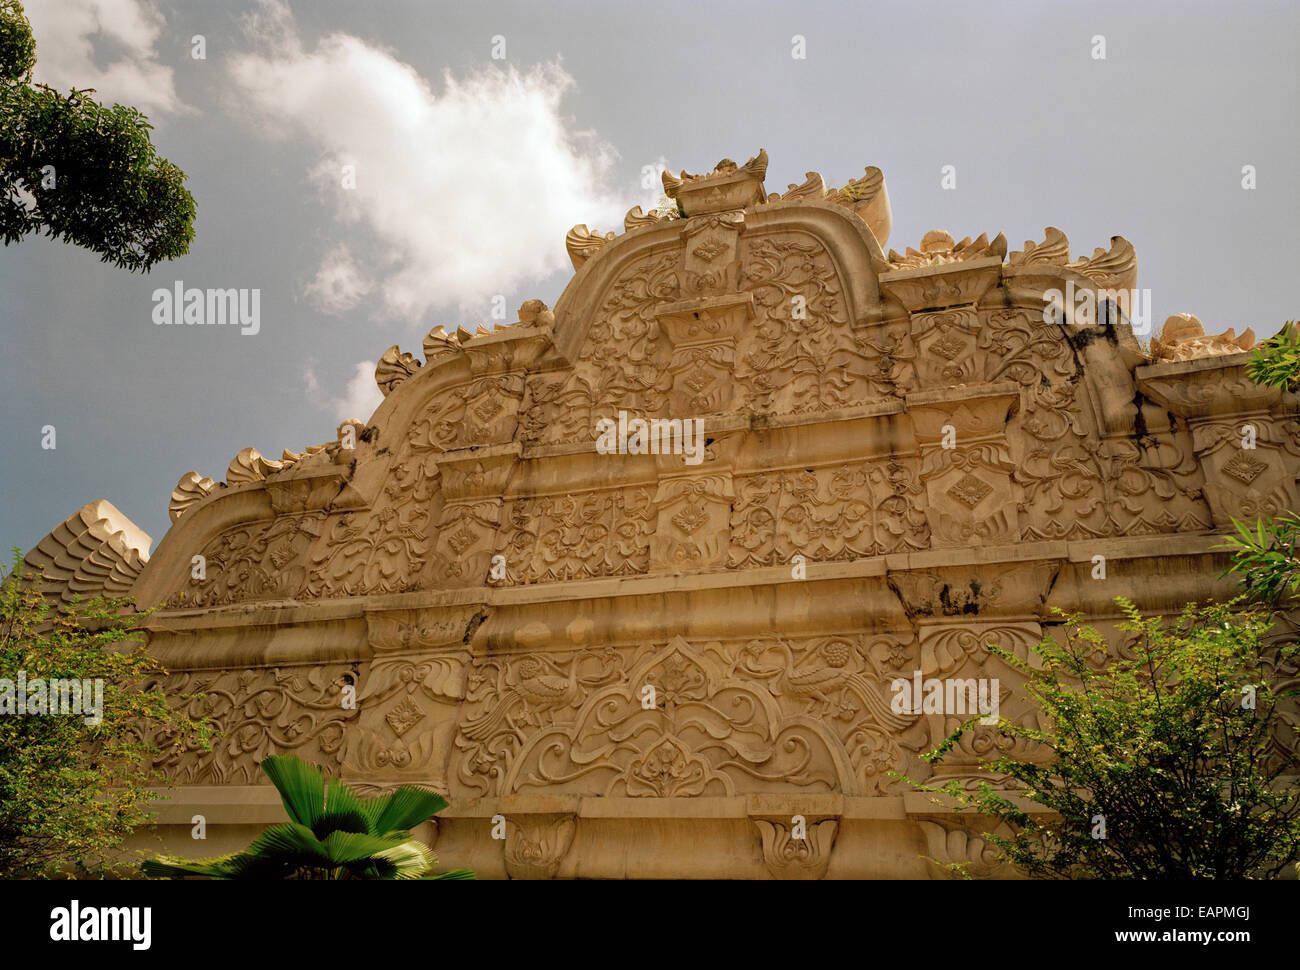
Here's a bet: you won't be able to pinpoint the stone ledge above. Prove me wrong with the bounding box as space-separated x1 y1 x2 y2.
144 532 1236 634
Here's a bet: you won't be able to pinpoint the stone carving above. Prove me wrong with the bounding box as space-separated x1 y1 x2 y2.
20 500 150 606
147 664 358 785
915 816 1018 879
910 390 1020 547
662 150 768 215
172 512 326 607
375 345 422 396
1067 235 1137 291
1150 313 1255 362
566 224 616 270
25 148 1297 878
751 814 840 880
1008 226 1070 266
728 461 928 568
888 229 1008 270
503 813 577 879
346 611 470 791
456 636 921 799
496 487 656 585
169 471 218 522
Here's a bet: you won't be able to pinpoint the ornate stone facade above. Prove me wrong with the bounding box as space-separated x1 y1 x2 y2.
24 151 1299 878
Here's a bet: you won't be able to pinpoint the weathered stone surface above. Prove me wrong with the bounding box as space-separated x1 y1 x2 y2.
25 151 1298 878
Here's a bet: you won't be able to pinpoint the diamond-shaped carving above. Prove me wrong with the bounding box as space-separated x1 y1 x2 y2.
931 329 966 361
385 696 426 736
947 473 993 509
1222 452 1268 485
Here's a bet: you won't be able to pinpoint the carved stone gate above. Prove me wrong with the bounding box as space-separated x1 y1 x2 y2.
25 151 1297 877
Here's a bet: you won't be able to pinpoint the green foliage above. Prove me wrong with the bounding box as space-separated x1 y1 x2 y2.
901 599 1300 879
0 0 34 81
141 754 474 880
0 553 214 877
1246 321 1300 391
1221 323 1300 607
1219 515 1300 607
0 0 195 271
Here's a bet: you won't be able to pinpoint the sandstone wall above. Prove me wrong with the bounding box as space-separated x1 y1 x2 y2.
26 152 1299 878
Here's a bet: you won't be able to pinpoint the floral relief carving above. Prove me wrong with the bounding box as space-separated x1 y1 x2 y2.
454 636 924 799
495 487 656 584
728 460 928 568
168 512 325 608
146 664 358 785
530 252 679 444
348 652 466 790
734 234 856 414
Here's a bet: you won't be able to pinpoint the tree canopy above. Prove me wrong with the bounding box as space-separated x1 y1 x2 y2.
0 0 195 272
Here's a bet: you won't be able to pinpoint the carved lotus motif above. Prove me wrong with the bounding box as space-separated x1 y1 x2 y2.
446 525 479 556
692 239 728 262
670 504 709 535
1222 451 1268 485
627 735 709 797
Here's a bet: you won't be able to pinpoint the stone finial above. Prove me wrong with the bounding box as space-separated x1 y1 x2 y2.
518 299 555 328
623 205 663 231
226 446 284 486
280 443 328 465
170 471 217 522
375 345 422 397
826 166 891 247
830 166 884 207
1068 235 1136 291
1150 313 1256 362
765 172 826 204
422 325 461 363
661 149 768 216
887 230 1007 270
1008 226 1071 266
566 224 616 271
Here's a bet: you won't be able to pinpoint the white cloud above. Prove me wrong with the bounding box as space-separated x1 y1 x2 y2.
303 244 373 314
22 0 185 115
228 0 630 320
304 359 383 424
337 360 383 422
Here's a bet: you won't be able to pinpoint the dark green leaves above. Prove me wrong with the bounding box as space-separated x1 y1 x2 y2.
0 1 194 271
142 754 472 880
1219 515 1300 607
1245 321 1300 391
901 600 1300 879
0 1 34 82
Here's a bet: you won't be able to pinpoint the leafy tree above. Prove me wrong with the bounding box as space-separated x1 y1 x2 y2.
0 0 194 271
1219 321 1300 604
903 599 1300 879
142 754 474 880
0 553 213 877
1245 320 1300 393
